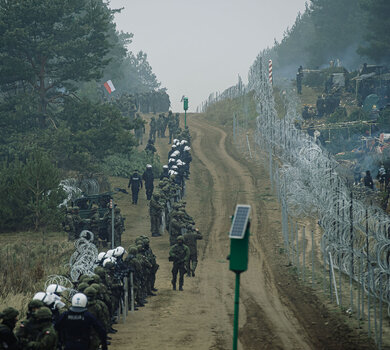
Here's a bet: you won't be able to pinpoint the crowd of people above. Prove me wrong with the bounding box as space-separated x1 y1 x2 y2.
0 120 202 349
0 240 158 349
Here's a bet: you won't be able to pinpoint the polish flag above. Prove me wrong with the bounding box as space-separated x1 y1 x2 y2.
104 80 116 94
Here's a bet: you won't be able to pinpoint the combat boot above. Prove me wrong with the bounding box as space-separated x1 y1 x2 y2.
179 285 183 291
172 282 176 290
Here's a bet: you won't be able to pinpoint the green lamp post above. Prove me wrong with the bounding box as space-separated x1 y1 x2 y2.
229 204 251 350
183 97 189 127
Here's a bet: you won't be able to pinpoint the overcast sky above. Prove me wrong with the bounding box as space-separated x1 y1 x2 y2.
110 0 307 112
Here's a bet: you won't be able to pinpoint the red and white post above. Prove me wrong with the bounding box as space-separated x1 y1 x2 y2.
269 59 273 85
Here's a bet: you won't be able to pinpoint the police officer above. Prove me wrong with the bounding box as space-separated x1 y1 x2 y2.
142 164 155 200
55 293 107 350
160 165 169 180
128 169 143 205
169 236 190 291
0 307 19 350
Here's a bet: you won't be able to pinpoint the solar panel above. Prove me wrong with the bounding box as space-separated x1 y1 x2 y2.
229 205 251 239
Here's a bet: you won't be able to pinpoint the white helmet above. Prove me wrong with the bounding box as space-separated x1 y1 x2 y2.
168 158 175 163
171 144 177 148
103 256 116 267
176 160 183 166
173 139 179 144
46 284 66 295
33 292 54 306
113 246 125 257
54 300 66 310
70 293 88 312
163 165 168 169
97 252 107 262
174 171 179 175
106 249 115 258
184 146 191 151
174 151 180 156
180 140 187 145
172 165 178 170
146 164 152 168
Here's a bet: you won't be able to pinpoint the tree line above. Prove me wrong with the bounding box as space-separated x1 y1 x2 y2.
268 0 390 75
0 0 167 232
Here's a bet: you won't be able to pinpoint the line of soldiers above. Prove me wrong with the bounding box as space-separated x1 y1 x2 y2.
148 111 181 144
0 243 158 349
148 130 202 291
63 205 125 247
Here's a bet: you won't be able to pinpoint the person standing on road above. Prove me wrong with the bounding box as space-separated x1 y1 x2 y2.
169 236 190 291
128 170 143 204
142 164 155 200
183 228 203 277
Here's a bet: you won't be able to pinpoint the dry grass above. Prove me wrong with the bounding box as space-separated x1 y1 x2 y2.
0 230 74 315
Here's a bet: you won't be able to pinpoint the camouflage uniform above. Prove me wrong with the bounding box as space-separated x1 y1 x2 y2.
85 287 107 350
0 307 19 350
15 300 44 348
183 229 203 277
63 207 75 241
168 116 176 144
25 308 57 350
149 192 163 237
169 237 190 291
149 117 157 142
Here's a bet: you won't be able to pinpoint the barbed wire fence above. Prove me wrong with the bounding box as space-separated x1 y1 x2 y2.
200 53 390 349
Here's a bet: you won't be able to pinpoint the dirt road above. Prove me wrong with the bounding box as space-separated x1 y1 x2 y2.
110 115 375 350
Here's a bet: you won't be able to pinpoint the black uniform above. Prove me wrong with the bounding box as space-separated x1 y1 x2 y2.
142 168 155 200
55 309 107 350
128 171 143 204
160 167 169 180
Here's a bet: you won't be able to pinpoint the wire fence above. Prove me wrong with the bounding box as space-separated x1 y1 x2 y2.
202 52 390 349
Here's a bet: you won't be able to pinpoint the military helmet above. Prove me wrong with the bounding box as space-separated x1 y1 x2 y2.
90 283 101 293
84 286 97 298
0 307 19 321
114 207 120 213
94 267 105 278
28 299 44 310
176 236 184 242
129 246 138 255
89 274 101 284
34 307 52 321
78 282 89 292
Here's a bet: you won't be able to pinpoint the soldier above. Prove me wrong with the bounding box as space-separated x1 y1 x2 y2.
55 293 107 350
89 205 101 246
157 114 164 138
128 169 143 205
168 115 176 144
63 207 75 241
169 211 186 246
71 206 84 240
183 229 203 277
145 139 157 155
113 207 125 246
26 308 57 350
149 191 163 237
142 164 155 200
0 307 19 350
141 236 159 294
134 113 146 145
149 116 157 142
162 113 168 138
85 287 108 349
16 300 44 348
169 236 190 291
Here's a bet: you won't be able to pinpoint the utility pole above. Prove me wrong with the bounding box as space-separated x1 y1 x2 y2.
183 97 189 127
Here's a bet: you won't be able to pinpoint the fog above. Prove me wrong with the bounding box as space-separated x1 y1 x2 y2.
110 0 307 112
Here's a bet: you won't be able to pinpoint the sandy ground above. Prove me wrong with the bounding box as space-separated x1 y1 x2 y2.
109 114 376 350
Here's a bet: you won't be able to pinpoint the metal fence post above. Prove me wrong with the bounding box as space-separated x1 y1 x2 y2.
302 226 306 282
311 229 315 288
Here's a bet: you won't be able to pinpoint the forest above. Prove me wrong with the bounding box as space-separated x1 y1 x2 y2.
0 0 168 231
269 0 390 76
